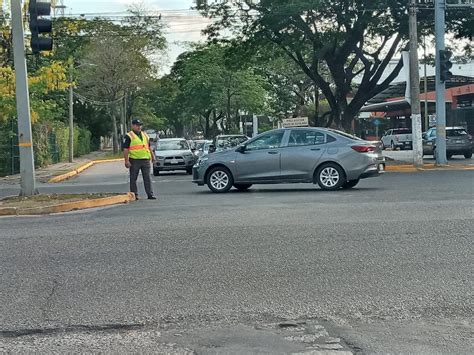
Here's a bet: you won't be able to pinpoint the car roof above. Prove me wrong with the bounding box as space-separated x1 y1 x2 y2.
159 138 186 141
429 126 466 130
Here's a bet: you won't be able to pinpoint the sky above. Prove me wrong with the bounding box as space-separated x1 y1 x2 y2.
64 0 210 73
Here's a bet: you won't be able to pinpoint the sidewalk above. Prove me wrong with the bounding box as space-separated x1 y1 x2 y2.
384 150 474 167
0 150 116 185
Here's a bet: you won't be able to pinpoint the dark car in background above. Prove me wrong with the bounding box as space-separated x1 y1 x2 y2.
209 135 249 153
153 138 196 176
423 127 473 159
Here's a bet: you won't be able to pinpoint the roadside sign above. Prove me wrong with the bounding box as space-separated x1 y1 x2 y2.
282 117 309 128
373 118 382 126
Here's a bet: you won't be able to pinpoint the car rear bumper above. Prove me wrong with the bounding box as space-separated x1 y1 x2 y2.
359 162 385 179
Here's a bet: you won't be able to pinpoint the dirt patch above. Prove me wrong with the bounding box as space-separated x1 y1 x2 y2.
0 193 117 208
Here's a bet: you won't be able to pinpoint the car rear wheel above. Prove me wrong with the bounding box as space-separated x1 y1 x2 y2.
153 168 160 176
447 154 453 159
234 183 252 192
390 141 395 150
342 179 359 189
186 167 193 175
465 151 473 159
316 163 346 191
207 166 233 193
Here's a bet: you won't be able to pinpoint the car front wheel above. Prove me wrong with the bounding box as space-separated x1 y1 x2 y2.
206 167 233 193
316 163 346 191
153 168 160 176
465 151 473 159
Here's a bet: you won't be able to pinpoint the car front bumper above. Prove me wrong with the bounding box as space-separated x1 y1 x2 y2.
154 158 195 171
192 165 206 185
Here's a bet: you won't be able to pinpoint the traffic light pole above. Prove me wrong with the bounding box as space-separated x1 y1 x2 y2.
10 0 37 196
69 61 74 163
408 0 423 168
434 0 448 165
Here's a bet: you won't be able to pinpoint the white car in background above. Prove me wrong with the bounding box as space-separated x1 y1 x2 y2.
381 128 413 150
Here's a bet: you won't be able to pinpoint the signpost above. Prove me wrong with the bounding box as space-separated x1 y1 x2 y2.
282 117 309 128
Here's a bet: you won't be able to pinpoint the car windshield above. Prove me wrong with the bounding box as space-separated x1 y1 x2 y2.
156 140 189 151
327 129 363 141
216 136 248 151
447 129 468 137
393 129 412 135
194 142 206 150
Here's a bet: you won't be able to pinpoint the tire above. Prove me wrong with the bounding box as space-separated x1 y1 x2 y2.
234 183 252 192
316 163 346 191
342 179 360 189
432 147 436 158
464 151 473 159
390 141 396 150
381 141 386 150
153 168 160 176
206 166 233 193
447 154 453 159
186 167 193 175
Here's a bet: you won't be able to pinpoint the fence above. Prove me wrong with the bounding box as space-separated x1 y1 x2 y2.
0 119 90 177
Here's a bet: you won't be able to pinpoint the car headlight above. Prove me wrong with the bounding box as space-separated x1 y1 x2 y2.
197 157 209 166
156 156 165 159
426 142 432 146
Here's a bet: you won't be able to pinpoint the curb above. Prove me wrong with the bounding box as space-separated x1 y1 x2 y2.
48 158 123 183
386 164 474 172
0 193 135 216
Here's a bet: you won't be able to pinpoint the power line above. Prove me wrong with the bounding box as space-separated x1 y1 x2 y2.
73 92 124 106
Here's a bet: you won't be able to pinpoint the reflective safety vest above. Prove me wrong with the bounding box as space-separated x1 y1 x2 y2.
127 131 151 160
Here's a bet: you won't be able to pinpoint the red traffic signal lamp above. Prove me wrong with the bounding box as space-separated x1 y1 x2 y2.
29 0 53 54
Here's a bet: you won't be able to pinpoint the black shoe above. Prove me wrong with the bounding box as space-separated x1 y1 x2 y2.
134 194 139 200
148 195 157 200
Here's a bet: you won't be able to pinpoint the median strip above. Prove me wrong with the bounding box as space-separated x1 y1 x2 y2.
0 193 135 216
386 163 474 172
48 158 123 183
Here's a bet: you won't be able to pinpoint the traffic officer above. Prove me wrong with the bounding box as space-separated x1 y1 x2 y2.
123 119 156 200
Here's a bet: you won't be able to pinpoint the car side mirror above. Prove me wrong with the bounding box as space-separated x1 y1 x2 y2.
209 144 216 153
236 145 246 153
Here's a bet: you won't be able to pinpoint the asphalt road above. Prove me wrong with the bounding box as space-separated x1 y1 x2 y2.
0 162 473 353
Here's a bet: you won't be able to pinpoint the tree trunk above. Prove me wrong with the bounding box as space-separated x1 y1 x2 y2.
110 109 119 154
313 84 320 127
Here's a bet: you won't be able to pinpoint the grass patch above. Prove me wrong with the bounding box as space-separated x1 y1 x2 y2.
0 193 117 208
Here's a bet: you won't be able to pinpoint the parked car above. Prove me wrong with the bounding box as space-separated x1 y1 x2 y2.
192 140 213 158
423 126 473 159
381 128 413 150
153 138 196 176
193 128 385 193
209 135 249 153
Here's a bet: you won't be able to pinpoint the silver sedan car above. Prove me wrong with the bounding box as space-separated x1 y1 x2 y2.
192 128 385 193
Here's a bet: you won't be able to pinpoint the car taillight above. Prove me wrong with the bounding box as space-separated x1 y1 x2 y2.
351 145 376 153
468 134 473 140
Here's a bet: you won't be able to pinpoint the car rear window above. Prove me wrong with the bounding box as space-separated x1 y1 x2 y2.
327 129 363 141
393 129 412 135
447 129 468 137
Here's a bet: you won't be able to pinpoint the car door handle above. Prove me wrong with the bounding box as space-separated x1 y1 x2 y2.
268 151 279 154
311 148 321 151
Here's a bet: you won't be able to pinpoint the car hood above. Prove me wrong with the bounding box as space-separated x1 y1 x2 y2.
155 150 192 157
207 149 237 160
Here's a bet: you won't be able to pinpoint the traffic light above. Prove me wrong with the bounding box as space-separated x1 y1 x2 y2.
439 50 453 82
29 0 53 54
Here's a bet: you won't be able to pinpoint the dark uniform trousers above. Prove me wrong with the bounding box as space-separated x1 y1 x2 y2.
129 158 153 197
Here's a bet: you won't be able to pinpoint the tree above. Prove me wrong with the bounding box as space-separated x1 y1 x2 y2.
199 0 473 131
169 44 267 136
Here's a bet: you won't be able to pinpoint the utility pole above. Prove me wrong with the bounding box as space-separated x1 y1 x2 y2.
434 0 448 165
423 36 429 131
408 0 423 168
11 0 37 196
69 60 74 162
